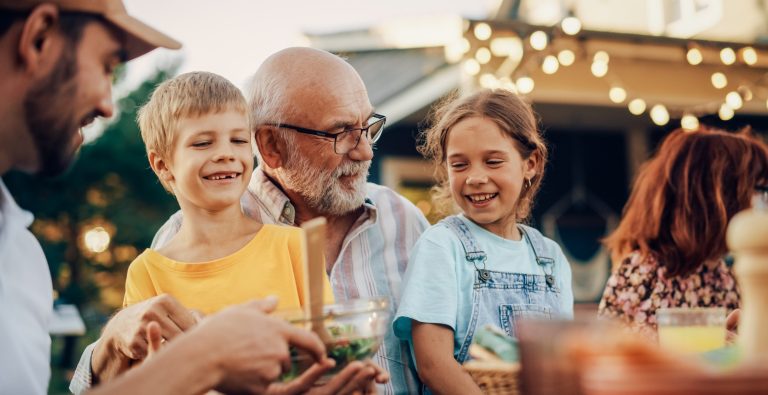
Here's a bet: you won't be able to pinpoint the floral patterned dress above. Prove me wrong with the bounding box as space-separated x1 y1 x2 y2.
598 251 740 338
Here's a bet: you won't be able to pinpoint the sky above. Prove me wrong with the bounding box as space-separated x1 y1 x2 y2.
121 0 500 90
80 0 499 141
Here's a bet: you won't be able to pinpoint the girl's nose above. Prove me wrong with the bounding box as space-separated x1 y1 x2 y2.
466 175 488 185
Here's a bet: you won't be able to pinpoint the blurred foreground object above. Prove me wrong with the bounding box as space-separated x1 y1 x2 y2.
727 191 768 364
518 318 614 395
569 332 768 395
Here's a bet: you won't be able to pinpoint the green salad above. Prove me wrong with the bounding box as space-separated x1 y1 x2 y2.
280 325 380 382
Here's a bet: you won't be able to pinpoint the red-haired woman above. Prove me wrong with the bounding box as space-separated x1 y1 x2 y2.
598 127 768 337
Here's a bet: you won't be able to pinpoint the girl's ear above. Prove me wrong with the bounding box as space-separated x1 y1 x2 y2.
148 150 174 183
522 152 539 181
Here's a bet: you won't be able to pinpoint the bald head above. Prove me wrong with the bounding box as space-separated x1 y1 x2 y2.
248 47 370 127
259 47 362 92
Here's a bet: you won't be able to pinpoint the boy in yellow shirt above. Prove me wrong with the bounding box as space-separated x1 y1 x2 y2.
125 71 333 315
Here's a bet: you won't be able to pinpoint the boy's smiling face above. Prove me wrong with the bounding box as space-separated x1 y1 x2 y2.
161 108 252 211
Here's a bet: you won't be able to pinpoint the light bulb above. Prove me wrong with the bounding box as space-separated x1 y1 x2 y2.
711 72 728 89
720 47 736 65
719 103 734 120
561 16 582 35
516 76 534 94
686 47 703 65
474 23 492 41
557 49 575 66
725 91 743 110
593 51 610 63
542 55 559 74
681 114 699 131
650 104 670 126
475 47 492 64
591 61 608 77
530 31 548 51
609 86 627 103
628 98 646 115
741 47 758 65
463 59 481 76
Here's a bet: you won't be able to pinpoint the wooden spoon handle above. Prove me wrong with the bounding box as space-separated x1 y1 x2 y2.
302 217 333 344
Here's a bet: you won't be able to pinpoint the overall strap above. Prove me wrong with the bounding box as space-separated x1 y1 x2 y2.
519 224 557 287
439 216 491 282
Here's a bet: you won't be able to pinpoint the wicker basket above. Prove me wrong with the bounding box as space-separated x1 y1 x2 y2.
463 359 521 395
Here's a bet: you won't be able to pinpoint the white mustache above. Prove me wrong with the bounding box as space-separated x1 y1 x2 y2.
333 161 370 178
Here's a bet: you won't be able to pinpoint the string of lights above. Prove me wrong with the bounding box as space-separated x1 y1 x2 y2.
451 17 768 129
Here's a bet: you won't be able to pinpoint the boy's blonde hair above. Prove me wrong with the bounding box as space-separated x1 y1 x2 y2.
137 71 248 191
418 89 548 221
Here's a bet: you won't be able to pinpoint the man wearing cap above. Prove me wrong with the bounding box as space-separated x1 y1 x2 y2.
0 1 328 394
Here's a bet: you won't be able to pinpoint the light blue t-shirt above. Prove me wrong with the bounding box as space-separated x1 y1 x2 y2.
393 214 573 359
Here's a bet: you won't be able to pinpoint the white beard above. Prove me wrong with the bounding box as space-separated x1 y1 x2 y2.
278 149 370 216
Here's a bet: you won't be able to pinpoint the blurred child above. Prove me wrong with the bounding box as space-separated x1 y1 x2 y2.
124 71 333 315
599 127 768 337
393 89 574 394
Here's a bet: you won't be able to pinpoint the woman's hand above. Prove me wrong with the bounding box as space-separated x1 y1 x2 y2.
726 309 740 344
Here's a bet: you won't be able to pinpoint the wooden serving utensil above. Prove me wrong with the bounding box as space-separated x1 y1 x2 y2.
301 217 333 344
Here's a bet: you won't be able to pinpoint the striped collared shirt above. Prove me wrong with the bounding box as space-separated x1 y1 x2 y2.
152 167 429 395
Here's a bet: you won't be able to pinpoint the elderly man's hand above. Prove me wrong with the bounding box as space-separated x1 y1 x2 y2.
202 297 328 394
91 294 199 383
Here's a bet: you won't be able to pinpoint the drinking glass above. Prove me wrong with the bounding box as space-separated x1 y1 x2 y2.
656 307 726 353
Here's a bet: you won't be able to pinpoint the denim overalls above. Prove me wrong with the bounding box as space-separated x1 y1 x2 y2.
440 215 566 364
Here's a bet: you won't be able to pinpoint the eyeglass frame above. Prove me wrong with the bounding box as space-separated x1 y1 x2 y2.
264 113 386 155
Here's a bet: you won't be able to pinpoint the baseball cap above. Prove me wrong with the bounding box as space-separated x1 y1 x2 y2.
0 0 181 60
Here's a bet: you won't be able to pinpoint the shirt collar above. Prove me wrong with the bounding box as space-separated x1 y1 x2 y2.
248 167 378 225
0 179 35 232
248 167 295 224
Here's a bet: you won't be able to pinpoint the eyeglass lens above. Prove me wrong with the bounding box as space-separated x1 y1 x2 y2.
335 117 385 154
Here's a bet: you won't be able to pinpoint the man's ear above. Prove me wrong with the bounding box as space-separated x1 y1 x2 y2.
255 126 285 169
148 150 174 183
17 4 62 75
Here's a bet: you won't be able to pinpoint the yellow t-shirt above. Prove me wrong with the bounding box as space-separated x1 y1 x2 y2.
123 224 334 315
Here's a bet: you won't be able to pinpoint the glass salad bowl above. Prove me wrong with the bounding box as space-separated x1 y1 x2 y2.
277 297 390 382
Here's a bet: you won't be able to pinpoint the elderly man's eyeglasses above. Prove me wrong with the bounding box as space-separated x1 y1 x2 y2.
266 114 386 155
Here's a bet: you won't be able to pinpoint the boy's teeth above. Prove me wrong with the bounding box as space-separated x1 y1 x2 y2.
208 173 236 180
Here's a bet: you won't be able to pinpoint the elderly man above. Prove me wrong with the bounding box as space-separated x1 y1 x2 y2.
0 1 327 394
78 47 429 394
